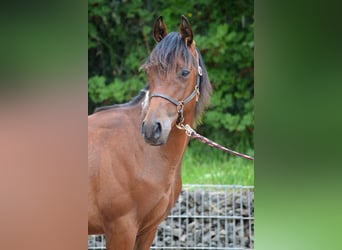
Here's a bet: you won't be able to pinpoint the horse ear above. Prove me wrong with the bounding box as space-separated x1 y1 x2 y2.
180 15 193 47
153 16 168 43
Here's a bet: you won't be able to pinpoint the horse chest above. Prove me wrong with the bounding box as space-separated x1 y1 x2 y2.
138 182 180 233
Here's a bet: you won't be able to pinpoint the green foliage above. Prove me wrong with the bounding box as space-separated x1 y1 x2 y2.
88 0 254 154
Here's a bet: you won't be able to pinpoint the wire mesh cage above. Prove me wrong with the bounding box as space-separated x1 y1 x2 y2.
88 184 254 250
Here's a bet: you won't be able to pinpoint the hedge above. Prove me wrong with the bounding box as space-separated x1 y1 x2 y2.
88 0 254 154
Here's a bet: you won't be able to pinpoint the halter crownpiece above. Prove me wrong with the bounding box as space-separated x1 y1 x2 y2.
195 64 202 102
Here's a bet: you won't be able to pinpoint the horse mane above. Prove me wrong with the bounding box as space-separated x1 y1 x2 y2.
95 32 212 121
94 85 149 113
195 48 212 121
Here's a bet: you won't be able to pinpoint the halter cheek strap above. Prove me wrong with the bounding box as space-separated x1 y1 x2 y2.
149 62 202 125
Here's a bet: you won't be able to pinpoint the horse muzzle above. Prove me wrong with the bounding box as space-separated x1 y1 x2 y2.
141 118 172 146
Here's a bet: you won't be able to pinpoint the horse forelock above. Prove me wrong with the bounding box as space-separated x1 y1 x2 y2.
141 32 196 75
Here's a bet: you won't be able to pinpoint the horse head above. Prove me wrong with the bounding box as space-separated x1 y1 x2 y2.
141 16 204 146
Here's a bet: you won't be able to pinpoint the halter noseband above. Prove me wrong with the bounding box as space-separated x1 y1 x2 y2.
149 60 202 125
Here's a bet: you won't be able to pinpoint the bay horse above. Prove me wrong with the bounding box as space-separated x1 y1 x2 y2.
88 15 212 249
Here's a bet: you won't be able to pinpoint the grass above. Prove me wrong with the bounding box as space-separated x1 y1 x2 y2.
182 140 254 186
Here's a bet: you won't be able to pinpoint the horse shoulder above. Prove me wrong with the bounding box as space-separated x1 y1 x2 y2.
88 109 141 232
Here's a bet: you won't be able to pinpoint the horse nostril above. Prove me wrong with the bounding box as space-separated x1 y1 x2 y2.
152 122 162 140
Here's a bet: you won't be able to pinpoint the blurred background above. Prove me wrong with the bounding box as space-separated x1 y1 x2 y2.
88 0 254 185
2 1 342 249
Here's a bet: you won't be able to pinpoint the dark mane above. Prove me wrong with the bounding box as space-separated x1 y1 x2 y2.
195 48 212 121
94 85 149 113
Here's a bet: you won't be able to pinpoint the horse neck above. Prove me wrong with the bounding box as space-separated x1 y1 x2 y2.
160 104 196 169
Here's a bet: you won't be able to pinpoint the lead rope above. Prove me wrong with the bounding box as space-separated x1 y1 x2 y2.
176 123 254 161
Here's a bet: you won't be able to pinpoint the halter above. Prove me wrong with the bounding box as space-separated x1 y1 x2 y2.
149 52 202 125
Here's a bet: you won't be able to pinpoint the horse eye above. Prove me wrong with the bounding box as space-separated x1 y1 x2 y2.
181 69 190 77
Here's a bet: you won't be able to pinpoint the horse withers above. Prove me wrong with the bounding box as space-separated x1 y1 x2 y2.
88 15 212 250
